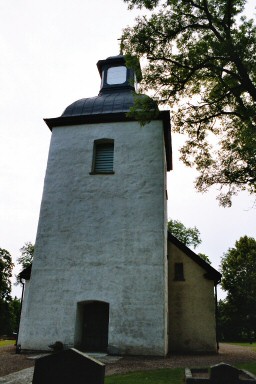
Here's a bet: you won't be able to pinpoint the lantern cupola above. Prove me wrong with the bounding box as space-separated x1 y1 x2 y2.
97 55 139 94
53 54 145 120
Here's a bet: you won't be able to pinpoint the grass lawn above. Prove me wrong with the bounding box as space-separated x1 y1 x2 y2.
105 362 256 383
228 342 256 348
236 362 256 376
105 368 184 384
0 339 16 347
228 342 256 351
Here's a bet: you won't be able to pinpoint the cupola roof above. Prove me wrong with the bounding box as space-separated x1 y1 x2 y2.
61 54 149 117
61 91 137 117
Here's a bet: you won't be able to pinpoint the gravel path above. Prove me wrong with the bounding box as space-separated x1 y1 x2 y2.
105 343 256 375
0 343 256 383
0 346 34 377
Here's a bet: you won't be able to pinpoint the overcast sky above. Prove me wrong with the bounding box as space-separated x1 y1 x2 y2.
0 0 255 299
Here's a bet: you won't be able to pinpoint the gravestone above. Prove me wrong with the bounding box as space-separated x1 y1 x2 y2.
32 348 105 384
185 363 256 383
210 363 239 383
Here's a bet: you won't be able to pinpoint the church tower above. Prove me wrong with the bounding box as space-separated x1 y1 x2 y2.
18 54 172 356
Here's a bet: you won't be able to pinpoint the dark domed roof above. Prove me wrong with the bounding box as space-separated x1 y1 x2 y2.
62 91 137 117
61 53 146 117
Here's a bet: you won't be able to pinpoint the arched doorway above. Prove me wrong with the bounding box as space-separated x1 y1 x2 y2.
75 301 109 352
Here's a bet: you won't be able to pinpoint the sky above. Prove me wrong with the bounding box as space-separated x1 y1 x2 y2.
0 0 255 299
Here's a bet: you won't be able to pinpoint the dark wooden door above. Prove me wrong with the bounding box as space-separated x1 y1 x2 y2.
82 302 109 352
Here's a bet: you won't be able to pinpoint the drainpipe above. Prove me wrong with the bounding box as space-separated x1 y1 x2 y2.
215 283 219 352
15 277 25 354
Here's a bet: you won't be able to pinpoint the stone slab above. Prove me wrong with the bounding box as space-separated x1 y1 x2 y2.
0 367 34 384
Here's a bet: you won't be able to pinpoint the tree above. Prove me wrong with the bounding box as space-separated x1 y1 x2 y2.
0 297 21 336
16 242 34 286
17 242 34 270
9 297 21 334
220 235 256 340
218 299 240 341
0 248 16 336
168 219 202 249
0 248 14 302
122 0 256 206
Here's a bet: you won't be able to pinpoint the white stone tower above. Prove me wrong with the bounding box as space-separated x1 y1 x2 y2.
18 54 172 356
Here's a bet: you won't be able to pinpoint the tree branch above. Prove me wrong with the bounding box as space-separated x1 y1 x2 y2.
202 0 225 41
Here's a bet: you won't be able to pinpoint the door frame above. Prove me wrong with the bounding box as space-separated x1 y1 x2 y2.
74 300 109 352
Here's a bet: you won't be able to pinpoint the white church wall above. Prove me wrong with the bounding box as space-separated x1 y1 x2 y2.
18 120 168 355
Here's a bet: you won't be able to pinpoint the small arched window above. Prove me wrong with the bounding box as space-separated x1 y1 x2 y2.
91 139 114 174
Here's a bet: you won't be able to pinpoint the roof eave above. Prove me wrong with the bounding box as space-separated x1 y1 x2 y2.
168 231 222 284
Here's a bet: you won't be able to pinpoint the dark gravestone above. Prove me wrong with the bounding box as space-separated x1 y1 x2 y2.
210 363 240 384
32 348 105 384
210 363 239 384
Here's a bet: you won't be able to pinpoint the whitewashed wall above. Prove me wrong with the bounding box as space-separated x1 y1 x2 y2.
18 120 168 355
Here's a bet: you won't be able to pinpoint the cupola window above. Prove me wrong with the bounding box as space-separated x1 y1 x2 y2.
91 139 114 174
107 66 126 85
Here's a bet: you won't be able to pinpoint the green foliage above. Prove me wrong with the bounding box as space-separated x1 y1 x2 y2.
221 236 256 300
0 297 21 336
0 301 12 335
168 219 202 249
17 242 34 270
125 54 143 82
218 299 242 341
198 253 212 264
127 94 159 125
0 248 14 302
220 236 256 340
122 0 256 206
105 368 183 384
9 297 21 333
0 248 20 336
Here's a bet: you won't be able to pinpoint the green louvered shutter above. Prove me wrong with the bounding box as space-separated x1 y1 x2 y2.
95 143 114 173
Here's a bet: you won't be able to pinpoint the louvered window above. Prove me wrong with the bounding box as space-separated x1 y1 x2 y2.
92 140 114 174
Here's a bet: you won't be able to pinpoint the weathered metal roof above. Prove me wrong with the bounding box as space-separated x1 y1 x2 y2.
61 91 137 117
